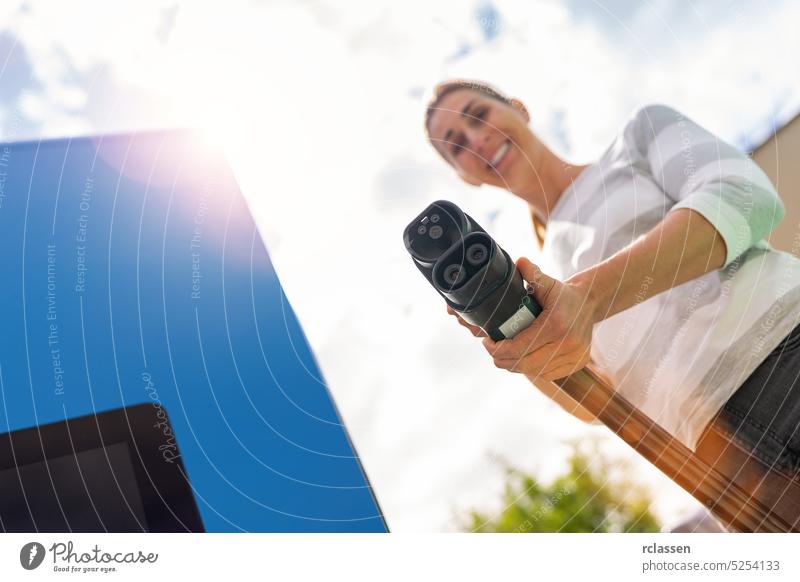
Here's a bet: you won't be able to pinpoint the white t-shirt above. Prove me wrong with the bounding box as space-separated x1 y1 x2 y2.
541 104 800 450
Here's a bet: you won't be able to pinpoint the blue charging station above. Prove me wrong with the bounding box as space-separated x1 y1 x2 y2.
0 130 386 532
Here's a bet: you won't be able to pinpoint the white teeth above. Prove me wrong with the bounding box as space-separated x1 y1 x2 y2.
491 141 509 167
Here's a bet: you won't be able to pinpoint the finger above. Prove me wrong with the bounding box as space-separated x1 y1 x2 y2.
448 306 487 337
493 358 533 374
489 339 559 365
483 336 498 353
540 361 584 381
455 315 483 335
492 343 562 374
460 320 485 337
483 325 555 360
484 304 557 361
492 353 549 375
483 336 523 360
482 336 505 357
484 259 563 359
494 339 588 375
538 348 591 380
516 257 557 305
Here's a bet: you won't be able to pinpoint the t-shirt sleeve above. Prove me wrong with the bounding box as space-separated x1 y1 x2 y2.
621 104 784 267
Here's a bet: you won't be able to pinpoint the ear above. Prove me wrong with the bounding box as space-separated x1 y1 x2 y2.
457 169 482 186
510 98 530 122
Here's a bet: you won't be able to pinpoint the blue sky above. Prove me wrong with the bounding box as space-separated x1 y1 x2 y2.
1 0 798 531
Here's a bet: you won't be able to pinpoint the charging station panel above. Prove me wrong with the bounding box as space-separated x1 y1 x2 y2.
0 130 386 532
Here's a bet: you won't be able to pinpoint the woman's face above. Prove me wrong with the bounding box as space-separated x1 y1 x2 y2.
427 89 536 191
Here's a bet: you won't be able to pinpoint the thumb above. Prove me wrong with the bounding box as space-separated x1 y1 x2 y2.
516 257 557 304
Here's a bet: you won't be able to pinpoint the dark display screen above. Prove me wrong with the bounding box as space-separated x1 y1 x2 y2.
0 442 149 533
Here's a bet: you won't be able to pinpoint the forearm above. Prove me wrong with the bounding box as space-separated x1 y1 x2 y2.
485 209 725 394
567 208 727 323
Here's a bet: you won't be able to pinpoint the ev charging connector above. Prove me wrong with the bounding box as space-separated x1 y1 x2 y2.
403 200 542 341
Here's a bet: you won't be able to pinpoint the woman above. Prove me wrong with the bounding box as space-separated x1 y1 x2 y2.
424 79 800 483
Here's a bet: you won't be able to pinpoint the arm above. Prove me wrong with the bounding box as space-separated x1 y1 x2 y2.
483 207 723 422
572 207 726 321
623 104 784 268
527 204 727 423
484 105 784 382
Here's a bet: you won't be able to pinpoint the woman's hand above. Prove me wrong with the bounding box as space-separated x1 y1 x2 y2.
482 257 599 381
444 262 600 423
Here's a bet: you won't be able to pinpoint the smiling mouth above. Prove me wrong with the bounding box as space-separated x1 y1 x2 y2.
488 140 510 170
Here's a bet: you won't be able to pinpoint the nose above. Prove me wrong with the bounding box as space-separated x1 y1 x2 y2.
466 127 491 160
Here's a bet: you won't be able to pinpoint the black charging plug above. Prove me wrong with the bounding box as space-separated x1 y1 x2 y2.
403 200 542 341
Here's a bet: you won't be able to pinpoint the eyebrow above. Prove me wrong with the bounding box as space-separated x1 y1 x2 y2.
460 99 477 120
441 99 477 154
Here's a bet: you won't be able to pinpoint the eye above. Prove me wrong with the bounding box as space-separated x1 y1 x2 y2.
469 105 489 126
450 134 467 157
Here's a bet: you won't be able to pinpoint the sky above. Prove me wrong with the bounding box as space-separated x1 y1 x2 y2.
1 0 799 531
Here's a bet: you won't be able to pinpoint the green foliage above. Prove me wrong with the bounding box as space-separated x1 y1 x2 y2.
461 441 661 533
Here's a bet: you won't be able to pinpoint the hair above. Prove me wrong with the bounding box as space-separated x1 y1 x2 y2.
424 79 547 248
424 79 513 139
